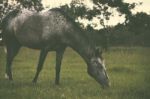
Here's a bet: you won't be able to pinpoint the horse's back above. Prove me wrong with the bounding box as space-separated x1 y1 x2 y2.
2 8 80 49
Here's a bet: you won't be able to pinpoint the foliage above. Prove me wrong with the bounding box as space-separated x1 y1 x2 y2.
128 12 150 33
0 0 43 25
95 24 150 47
126 12 150 46
16 0 43 11
61 0 139 27
85 12 150 47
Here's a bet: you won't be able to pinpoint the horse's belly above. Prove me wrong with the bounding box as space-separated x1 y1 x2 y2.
26 43 64 51
19 39 44 49
17 35 64 50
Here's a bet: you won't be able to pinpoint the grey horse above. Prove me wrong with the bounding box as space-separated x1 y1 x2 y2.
1 8 110 88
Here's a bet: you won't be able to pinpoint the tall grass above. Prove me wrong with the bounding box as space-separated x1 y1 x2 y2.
0 47 150 99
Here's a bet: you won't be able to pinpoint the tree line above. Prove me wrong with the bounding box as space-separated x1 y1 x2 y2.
88 12 150 48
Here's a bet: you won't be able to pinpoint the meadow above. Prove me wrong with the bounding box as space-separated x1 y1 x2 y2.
0 47 150 99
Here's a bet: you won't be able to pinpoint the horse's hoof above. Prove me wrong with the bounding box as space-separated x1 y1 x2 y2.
5 73 13 81
5 73 9 79
55 82 60 85
32 80 37 84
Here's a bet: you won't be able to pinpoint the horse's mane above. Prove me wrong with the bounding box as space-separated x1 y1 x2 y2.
49 8 83 31
49 8 95 47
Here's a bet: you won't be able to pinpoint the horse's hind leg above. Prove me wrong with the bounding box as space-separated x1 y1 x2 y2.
32 49 48 83
5 43 20 80
55 48 65 85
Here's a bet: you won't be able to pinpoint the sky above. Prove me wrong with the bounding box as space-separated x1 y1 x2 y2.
124 0 150 14
42 0 94 9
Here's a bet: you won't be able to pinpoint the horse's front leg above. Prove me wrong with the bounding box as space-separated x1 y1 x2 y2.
32 49 48 83
55 48 65 85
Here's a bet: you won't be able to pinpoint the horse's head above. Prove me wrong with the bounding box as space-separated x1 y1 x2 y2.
87 48 110 88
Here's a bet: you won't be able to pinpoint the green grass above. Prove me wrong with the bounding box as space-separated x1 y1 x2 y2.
0 47 150 99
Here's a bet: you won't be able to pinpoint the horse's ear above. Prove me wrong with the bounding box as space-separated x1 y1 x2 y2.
99 50 103 55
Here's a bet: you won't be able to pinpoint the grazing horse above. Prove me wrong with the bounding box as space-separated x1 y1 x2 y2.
1 8 110 88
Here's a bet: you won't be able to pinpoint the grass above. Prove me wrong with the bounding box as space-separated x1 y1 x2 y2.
0 47 150 99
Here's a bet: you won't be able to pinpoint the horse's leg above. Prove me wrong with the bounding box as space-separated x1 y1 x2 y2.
55 48 66 85
5 43 20 80
32 49 48 83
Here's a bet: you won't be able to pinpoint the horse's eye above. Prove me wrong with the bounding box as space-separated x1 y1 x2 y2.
95 61 103 69
97 65 103 69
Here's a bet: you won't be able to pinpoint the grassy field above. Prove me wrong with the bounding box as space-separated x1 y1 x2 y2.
0 47 150 99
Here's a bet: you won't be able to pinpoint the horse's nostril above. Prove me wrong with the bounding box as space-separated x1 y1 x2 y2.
102 81 111 89
106 74 109 80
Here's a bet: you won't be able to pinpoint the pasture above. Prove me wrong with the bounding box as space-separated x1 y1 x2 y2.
0 47 150 99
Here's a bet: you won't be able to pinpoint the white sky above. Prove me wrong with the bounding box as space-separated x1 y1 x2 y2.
42 0 94 9
41 0 72 8
124 0 150 14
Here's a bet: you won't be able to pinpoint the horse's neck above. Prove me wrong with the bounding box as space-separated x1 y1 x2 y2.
69 32 94 63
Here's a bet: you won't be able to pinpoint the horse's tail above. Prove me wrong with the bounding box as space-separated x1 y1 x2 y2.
0 18 5 46
0 29 7 53
0 29 4 46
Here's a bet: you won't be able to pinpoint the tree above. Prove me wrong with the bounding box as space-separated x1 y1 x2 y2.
127 12 150 46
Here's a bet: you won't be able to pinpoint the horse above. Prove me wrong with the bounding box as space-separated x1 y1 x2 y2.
1 8 110 88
